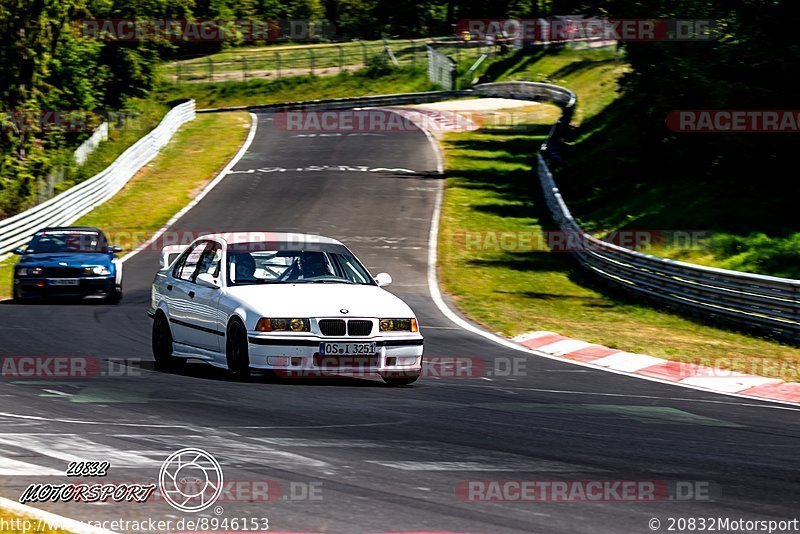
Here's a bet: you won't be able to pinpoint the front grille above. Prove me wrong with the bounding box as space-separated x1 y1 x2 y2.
319 319 346 336
347 320 373 336
45 267 83 278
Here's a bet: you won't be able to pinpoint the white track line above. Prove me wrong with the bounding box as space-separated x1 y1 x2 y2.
0 496 118 534
119 112 258 264
418 120 800 410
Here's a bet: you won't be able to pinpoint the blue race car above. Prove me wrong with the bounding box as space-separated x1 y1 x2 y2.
12 226 123 303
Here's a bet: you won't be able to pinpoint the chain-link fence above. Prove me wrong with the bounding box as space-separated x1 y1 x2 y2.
163 38 498 84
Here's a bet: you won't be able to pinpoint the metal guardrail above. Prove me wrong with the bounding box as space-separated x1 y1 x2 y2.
0 100 196 255
198 90 470 114
473 81 800 342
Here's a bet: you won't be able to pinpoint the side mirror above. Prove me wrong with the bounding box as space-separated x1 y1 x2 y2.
109 246 123 254
375 272 392 287
196 273 221 289
12 247 25 255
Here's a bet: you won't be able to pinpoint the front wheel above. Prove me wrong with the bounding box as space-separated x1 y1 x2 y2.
381 372 420 386
107 285 122 304
152 312 184 370
226 319 251 380
12 284 28 304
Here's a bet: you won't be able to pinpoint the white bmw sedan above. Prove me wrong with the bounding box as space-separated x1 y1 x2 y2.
148 233 423 385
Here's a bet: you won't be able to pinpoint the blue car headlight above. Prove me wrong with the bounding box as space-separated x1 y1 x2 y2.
83 265 111 276
17 267 43 277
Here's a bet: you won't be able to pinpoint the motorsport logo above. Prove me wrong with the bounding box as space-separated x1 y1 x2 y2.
18 448 225 512
159 448 224 512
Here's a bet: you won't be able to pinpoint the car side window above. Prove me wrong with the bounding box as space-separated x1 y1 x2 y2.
173 242 209 282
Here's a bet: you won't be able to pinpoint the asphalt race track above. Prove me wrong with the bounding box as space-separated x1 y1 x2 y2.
0 111 799 533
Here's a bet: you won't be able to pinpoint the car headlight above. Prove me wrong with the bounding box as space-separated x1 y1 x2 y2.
17 267 43 277
380 318 419 332
83 265 111 276
255 318 310 332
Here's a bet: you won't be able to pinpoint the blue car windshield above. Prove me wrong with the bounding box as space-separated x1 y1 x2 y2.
26 231 107 254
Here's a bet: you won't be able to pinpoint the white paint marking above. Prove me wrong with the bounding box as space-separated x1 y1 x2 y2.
536 339 594 356
679 375 782 393
512 331 558 343
366 460 582 472
0 457 63 476
0 434 160 467
42 389 72 397
591 352 668 373
249 438 386 448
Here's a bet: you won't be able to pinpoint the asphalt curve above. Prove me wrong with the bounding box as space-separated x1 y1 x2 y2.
0 111 798 534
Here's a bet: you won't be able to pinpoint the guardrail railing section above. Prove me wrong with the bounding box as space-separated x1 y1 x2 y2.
0 100 196 256
473 81 800 342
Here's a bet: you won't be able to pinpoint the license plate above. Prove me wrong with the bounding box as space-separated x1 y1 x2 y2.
319 342 377 356
49 279 79 286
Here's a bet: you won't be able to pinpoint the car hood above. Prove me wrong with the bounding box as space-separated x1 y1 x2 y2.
17 252 112 266
226 283 415 318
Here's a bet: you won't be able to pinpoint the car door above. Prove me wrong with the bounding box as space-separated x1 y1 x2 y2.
182 241 224 352
168 241 210 347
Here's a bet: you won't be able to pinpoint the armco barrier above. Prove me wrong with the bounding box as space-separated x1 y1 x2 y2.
197 90 470 114
0 100 196 255
471 81 800 342
202 84 800 341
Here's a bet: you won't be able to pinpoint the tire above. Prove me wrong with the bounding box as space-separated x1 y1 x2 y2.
107 285 123 304
381 372 420 386
226 318 251 380
152 312 184 370
12 285 27 304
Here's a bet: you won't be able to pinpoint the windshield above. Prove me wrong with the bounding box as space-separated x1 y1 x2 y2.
227 242 374 286
25 230 107 254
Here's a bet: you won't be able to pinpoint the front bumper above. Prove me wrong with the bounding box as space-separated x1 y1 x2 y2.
246 333 424 376
14 276 116 299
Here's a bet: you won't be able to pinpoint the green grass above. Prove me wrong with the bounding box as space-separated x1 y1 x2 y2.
437 46 800 381
1 112 250 299
493 46 800 278
155 66 440 109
